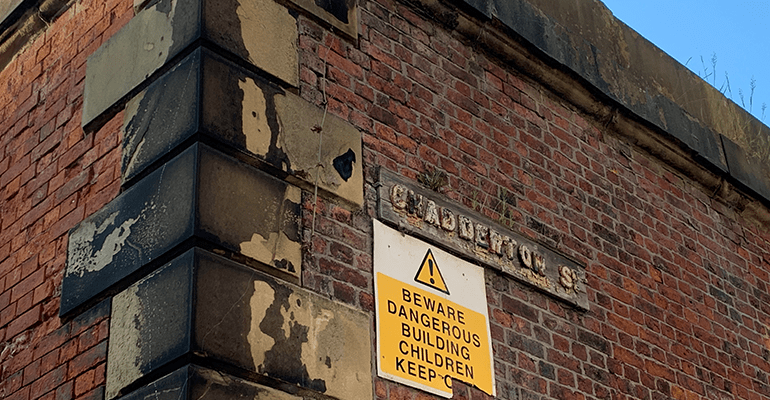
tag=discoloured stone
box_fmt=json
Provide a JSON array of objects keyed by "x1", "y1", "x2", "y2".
[
  {"x1": 63, "y1": 143, "x2": 302, "y2": 316},
  {"x1": 62, "y1": 145, "x2": 197, "y2": 316},
  {"x1": 450, "y1": 0, "x2": 753, "y2": 175},
  {"x1": 122, "y1": 50, "x2": 201, "y2": 183},
  {"x1": 722, "y1": 135, "x2": 770, "y2": 201},
  {"x1": 107, "y1": 253, "x2": 194, "y2": 399},
  {"x1": 84, "y1": 0, "x2": 299, "y2": 128},
  {"x1": 119, "y1": 364, "x2": 302, "y2": 400},
  {"x1": 204, "y1": 0, "x2": 298, "y2": 86},
  {"x1": 82, "y1": 0, "x2": 200, "y2": 128},
  {"x1": 286, "y1": 0, "x2": 358, "y2": 39},
  {"x1": 108, "y1": 249, "x2": 372, "y2": 400},
  {"x1": 197, "y1": 144, "x2": 302, "y2": 276},
  {"x1": 122, "y1": 49, "x2": 364, "y2": 206},
  {"x1": 0, "y1": 0, "x2": 25, "y2": 27}
]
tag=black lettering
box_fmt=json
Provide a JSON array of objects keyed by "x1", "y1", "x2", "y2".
[
  {"x1": 426, "y1": 331, "x2": 434, "y2": 347},
  {"x1": 399, "y1": 341, "x2": 409, "y2": 355},
  {"x1": 442, "y1": 321, "x2": 450, "y2": 335},
  {"x1": 425, "y1": 297, "x2": 437, "y2": 312},
  {"x1": 435, "y1": 302, "x2": 444, "y2": 317},
  {"x1": 429, "y1": 368, "x2": 437, "y2": 382},
  {"x1": 461, "y1": 346, "x2": 470, "y2": 360},
  {"x1": 402, "y1": 323, "x2": 410, "y2": 338},
  {"x1": 410, "y1": 343, "x2": 420, "y2": 359},
  {"x1": 398, "y1": 305, "x2": 407, "y2": 319},
  {"x1": 447, "y1": 306, "x2": 455, "y2": 320},
  {"x1": 449, "y1": 341, "x2": 459, "y2": 357},
  {"x1": 408, "y1": 360, "x2": 417, "y2": 377},
  {"x1": 434, "y1": 353, "x2": 444, "y2": 367},
  {"x1": 388, "y1": 300, "x2": 397, "y2": 314},
  {"x1": 414, "y1": 326, "x2": 422, "y2": 342},
  {"x1": 436, "y1": 335, "x2": 445, "y2": 350},
  {"x1": 473, "y1": 333, "x2": 481, "y2": 347},
  {"x1": 396, "y1": 357, "x2": 405, "y2": 372},
  {"x1": 432, "y1": 316, "x2": 440, "y2": 332},
  {"x1": 418, "y1": 364, "x2": 427, "y2": 380},
  {"x1": 466, "y1": 365, "x2": 474, "y2": 380},
  {"x1": 421, "y1": 313, "x2": 430, "y2": 327},
  {"x1": 463, "y1": 330, "x2": 472, "y2": 344},
  {"x1": 456, "y1": 361, "x2": 464, "y2": 377},
  {"x1": 445, "y1": 357, "x2": 454, "y2": 372},
  {"x1": 413, "y1": 292, "x2": 422, "y2": 307},
  {"x1": 452, "y1": 326, "x2": 461, "y2": 339},
  {"x1": 443, "y1": 375, "x2": 452, "y2": 389},
  {"x1": 409, "y1": 308, "x2": 419, "y2": 323},
  {"x1": 457, "y1": 310, "x2": 465, "y2": 324},
  {"x1": 402, "y1": 288, "x2": 411, "y2": 303}
]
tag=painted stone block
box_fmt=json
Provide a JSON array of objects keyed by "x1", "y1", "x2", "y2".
[
  {"x1": 118, "y1": 364, "x2": 302, "y2": 400},
  {"x1": 108, "y1": 248, "x2": 372, "y2": 400},
  {"x1": 83, "y1": 0, "x2": 298, "y2": 128},
  {"x1": 122, "y1": 48, "x2": 363, "y2": 206},
  {"x1": 62, "y1": 143, "x2": 302, "y2": 316}
]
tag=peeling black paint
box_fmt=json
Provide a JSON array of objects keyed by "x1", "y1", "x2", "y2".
[
  {"x1": 260, "y1": 283, "x2": 328, "y2": 393},
  {"x1": 263, "y1": 87, "x2": 292, "y2": 172},
  {"x1": 333, "y1": 148, "x2": 355, "y2": 182}
]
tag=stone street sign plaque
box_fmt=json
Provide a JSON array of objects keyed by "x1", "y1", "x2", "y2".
[
  {"x1": 377, "y1": 169, "x2": 588, "y2": 310},
  {"x1": 374, "y1": 220, "x2": 495, "y2": 398}
]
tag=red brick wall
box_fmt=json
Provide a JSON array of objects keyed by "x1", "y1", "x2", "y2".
[
  {"x1": 2, "y1": 0, "x2": 770, "y2": 399},
  {"x1": 0, "y1": 0, "x2": 132, "y2": 398},
  {"x1": 297, "y1": 0, "x2": 770, "y2": 399}
]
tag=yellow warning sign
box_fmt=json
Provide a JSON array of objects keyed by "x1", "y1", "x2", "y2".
[
  {"x1": 374, "y1": 220, "x2": 495, "y2": 398},
  {"x1": 377, "y1": 273, "x2": 494, "y2": 397},
  {"x1": 414, "y1": 249, "x2": 449, "y2": 294}
]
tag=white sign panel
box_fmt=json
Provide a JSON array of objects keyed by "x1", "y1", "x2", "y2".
[{"x1": 374, "y1": 220, "x2": 495, "y2": 398}]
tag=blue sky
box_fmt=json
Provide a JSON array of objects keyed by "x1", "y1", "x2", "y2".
[{"x1": 600, "y1": 0, "x2": 769, "y2": 121}]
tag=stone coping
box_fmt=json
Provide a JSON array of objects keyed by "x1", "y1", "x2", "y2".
[{"x1": 431, "y1": 0, "x2": 770, "y2": 207}]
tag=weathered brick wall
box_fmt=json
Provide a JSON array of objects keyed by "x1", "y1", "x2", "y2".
[
  {"x1": 297, "y1": 0, "x2": 770, "y2": 399},
  {"x1": 2, "y1": 0, "x2": 770, "y2": 399},
  {"x1": 0, "y1": 0, "x2": 132, "y2": 398}
]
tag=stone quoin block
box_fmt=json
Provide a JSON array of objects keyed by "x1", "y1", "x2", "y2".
[
  {"x1": 118, "y1": 364, "x2": 302, "y2": 400},
  {"x1": 62, "y1": 143, "x2": 302, "y2": 316},
  {"x1": 122, "y1": 47, "x2": 363, "y2": 206},
  {"x1": 107, "y1": 248, "x2": 372, "y2": 400},
  {"x1": 82, "y1": 0, "x2": 299, "y2": 127}
]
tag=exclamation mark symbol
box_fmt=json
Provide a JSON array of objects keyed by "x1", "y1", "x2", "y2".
[{"x1": 429, "y1": 260, "x2": 435, "y2": 284}]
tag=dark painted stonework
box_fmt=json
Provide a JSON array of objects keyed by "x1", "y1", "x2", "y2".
[
  {"x1": 62, "y1": 143, "x2": 302, "y2": 316},
  {"x1": 62, "y1": 145, "x2": 197, "y2": 316},
  {"x1": 108, "y1": 248, "x2": 370, "y2": 399},
  {"x1": 119, "y1": 364, "x2": 302, "y2": 400}
]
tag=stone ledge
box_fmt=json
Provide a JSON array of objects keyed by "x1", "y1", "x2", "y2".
[
  {"x1": 420, "y1": 0, "x2": 770, "y2": 208},
  {"x1": 61, "y1": 143, "x2": 302, "y2": 316},
  {"x1": 119, "y1": 364, "x2": 302, "y2": 400},
  {"x1": 108, "y1": 248, "x2": 372, "y2": 400}
]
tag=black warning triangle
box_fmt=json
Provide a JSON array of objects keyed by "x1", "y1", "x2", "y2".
[{"x1": 414, "y1": 249, "x2": 450, "y2": 294}]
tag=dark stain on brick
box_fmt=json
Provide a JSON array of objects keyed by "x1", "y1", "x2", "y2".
[{"x1": 577, "y1": 329, "x2": 608, "y2": 354}]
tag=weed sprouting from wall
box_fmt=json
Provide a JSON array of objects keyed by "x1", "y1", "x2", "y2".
[{"x1": 688, "y1": 53, "x2": 770, "y2": 163}]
